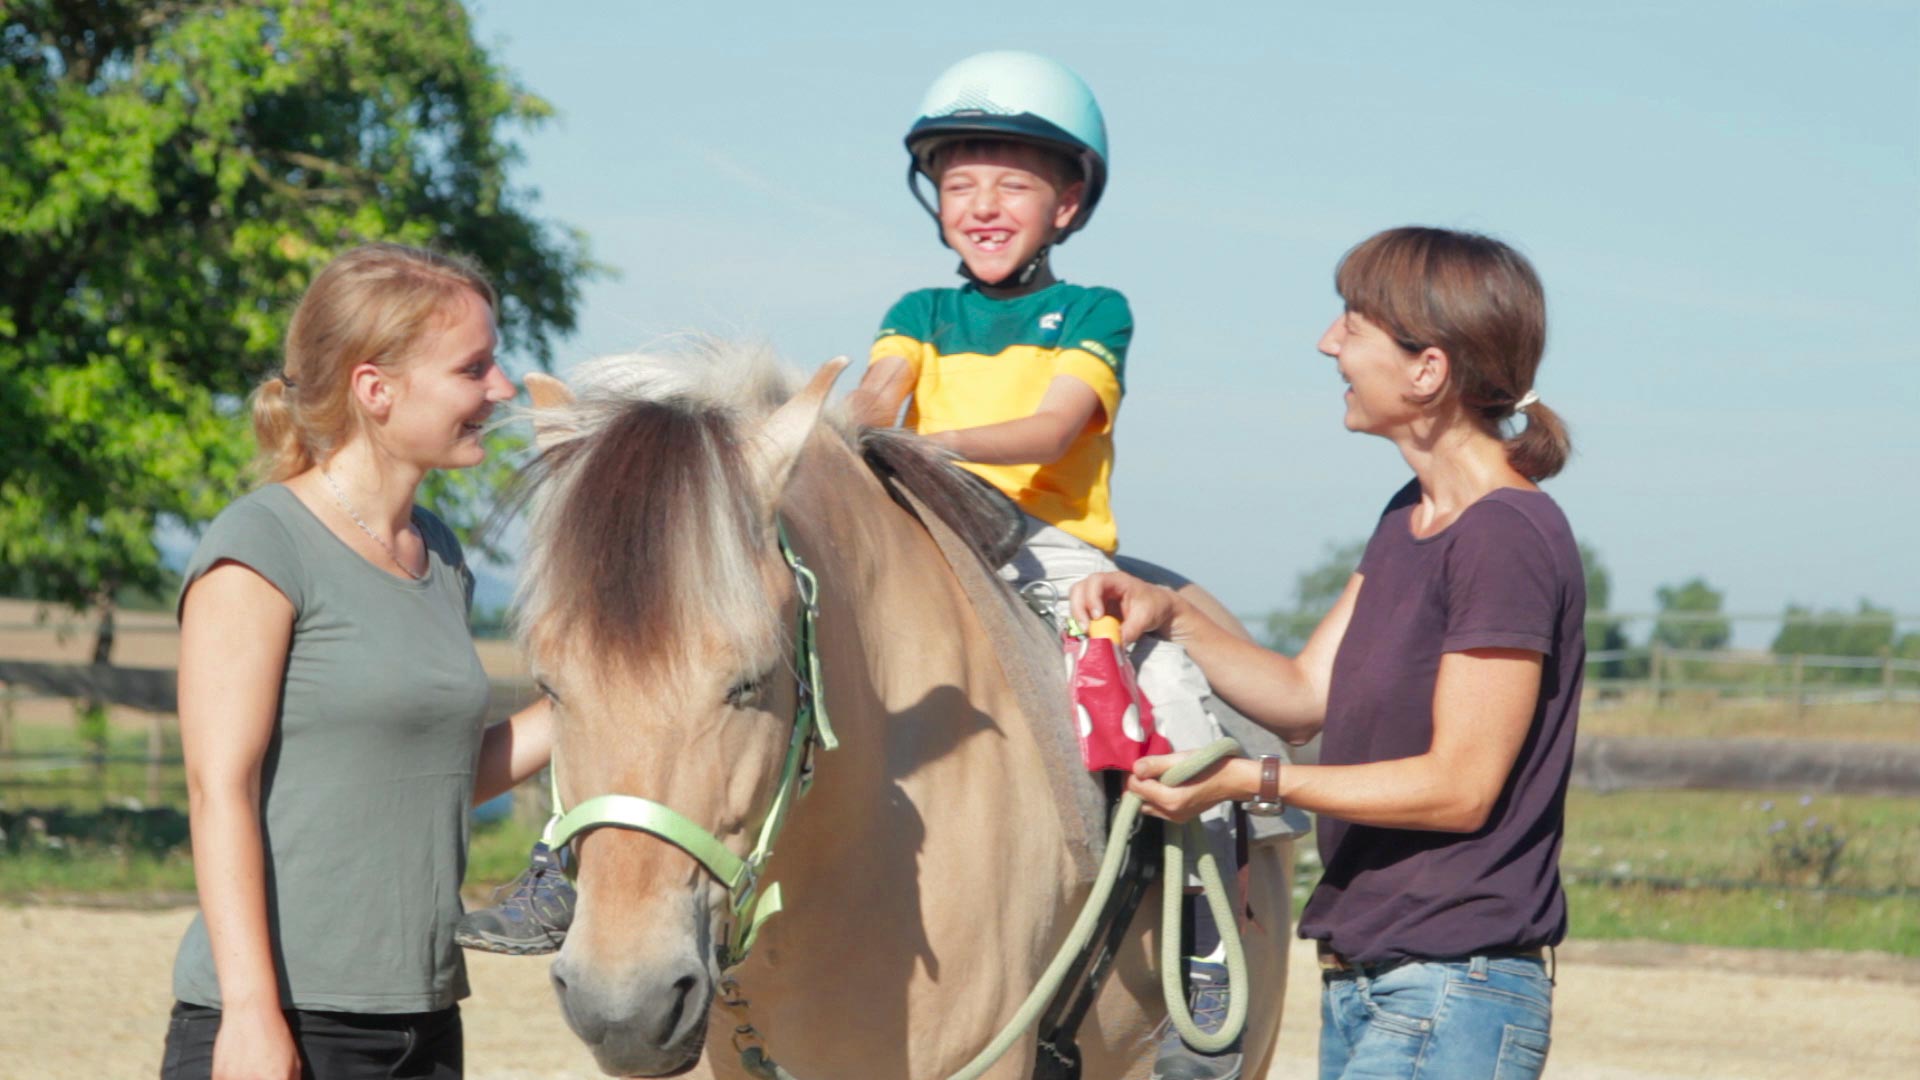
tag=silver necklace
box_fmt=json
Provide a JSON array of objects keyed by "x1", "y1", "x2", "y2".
[{"x1": 320, "y1": 468, "x2": 425, "y2": 580}]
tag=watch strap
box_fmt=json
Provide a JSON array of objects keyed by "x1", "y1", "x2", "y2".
[{"x1": 1244, "y1": 754, "x2": 1285, "y2": 815}]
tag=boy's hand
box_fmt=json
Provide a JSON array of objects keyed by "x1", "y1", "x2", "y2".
[
  {"x1": 1070, "y1": 571, "x2": 1179, "y2": 644},
  {"x1": 849, "y1": 355, "x2": 915, "y2": 428}
]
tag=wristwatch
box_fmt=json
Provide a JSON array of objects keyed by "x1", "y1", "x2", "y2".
[{"x1": 1243, "y1": 755, "x2": 1286, "y2": 816}]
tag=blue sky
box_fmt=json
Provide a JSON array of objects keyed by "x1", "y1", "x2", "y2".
[{"x1": 467, "y1": 1, "x2": 1920, "y2": 632}]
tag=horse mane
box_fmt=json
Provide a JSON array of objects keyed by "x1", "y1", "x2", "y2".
[
  {"x1": 509, "y1": 340, "x2": 1024, "y2": 668},
  {"x1": 858, "y1": 428, "x2": 1026, "y2": 569}
]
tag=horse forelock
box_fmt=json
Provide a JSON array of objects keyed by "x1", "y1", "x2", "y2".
[
  {"x1": 512, "y1": 339, "x2": 1022, "y2": 683},
  {"x1": 515, "y1": 343, "x2": 800, "y2": 678}
]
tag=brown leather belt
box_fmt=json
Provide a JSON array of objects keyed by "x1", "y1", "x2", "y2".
[{"x1": 1316, "y1": 943, "x2": 1547, "y2": 972}]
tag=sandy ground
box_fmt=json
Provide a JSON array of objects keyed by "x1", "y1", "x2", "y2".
[
  {"x1": 2, "y1": 905, "x2": 1915, "y2": 1080},
  {"x1": 7, "y1": 606, "x2": 1919, "y2": 1075}
]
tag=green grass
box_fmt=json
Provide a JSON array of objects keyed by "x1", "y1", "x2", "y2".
[
  {"x1": 465, "y1": 816, "x2": 547, "y2": 890},
  {"x1": 1287, "y1": 787, "x2": 1920, "y2": 956},
  {"x1": 1577, "y1": 695, "x2": 1920, "y2": 742},
  {"x1": 1558, "y1": 788, "x2": 1920, "y2": 954},
  {"x1": 9, "y1": 735, "x2": 1920, "y2": 957},
  {"x1": 1562, "y1": 788, "x2": 1920, "y2": 893},
  {"x1": 0, "y1": 816, "x2": 548, "y2": 902},
  {"x1": 1, "y1": 719, "x2": 187, "y2": 813},
  {"x1": 0, "y1": 847, "x2": 196, "y2": 899},
  {"x1": 1565, "y1": 880, "x2": 1920, "y2": 953}
]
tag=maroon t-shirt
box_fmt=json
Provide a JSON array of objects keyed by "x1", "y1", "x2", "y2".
[{"x1": 1298, "y1": 481, "x2": 1585, "y2": 965}]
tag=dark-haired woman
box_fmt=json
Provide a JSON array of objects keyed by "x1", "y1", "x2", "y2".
[{"x1": 1073, "y1": 227, "x2": 1581, "y2": 1079}]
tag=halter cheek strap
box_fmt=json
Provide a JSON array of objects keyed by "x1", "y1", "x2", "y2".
[{"x1": 546, "y1": 521, "x2": 833, "y2": 968}]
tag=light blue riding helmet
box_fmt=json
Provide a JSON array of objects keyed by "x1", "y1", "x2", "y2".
[{"x1": 906, "y1": 51, "x2": 1110, "y2": 242}]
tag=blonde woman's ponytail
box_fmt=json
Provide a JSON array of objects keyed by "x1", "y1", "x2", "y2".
[{"x1": 249, "y1": 375, "x2": 314, "y2": 484}]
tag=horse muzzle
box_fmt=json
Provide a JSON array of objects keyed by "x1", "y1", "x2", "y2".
[{"x1": 550, "y1": 942, "x2": 713, "y2": 1077}]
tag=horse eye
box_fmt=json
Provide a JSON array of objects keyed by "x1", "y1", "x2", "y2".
[
  {"x1": 725, "y1": 676, "x2": 764, "y2": 708},
  {"x1": 536, "y1": 679, "x2": 562, "y2": 705}
]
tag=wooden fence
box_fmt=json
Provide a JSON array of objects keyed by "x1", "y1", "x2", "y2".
[{"x1": 4, "y1": 657, "x2": 1919, "y2": 802}]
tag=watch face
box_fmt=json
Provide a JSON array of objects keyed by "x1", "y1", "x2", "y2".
[{"x1": 1243, "y1": 800, "x2": 1285, "y2": 817}]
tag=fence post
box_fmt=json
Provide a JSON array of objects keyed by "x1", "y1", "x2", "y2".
[
  {"x1": 1884, "y1": 648, "x2": 1897, "y2": 711},
  {"x1": 0, "y1": 681, "x2": 14, "y2": 757},
  {"x1": 1791, "y1": 654, "x2": 1805, "y2": 721},
  {"x1": 0, "y1": 676, "x2": 13, "y2": 760},
  {"x1": 1648, "y1": 642, "x2": 1663, "y2": 705},
  {"x1": 146, "y1": 710, "x2": 166, "y2": 806}
]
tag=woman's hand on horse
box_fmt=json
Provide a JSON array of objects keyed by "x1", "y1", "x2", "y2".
[
  {"x1": 1070, "y1": 571, "x2": 1178, "y2": 645},
  {"x1": 1125, "y1": 753, "x2": 1253, "y2": 822}
]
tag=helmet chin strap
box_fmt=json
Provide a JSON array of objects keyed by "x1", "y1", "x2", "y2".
[
  {"x1": 911, "y1": 161, "x2": 1071, "y2": 297},
  {"x1": 959, "y1": 245, "x2": 1056, "y2": 296}
]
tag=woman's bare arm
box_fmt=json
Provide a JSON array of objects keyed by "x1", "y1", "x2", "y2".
[
  {"x1": 472, "y1": 697, "x2": 554, "y2": 806},
  {"x1": 1126, "y1": 647, "x2": 1544, "y2": 832},
  {"x1": 176, "y1": 561, "x2": 302, "y2": 1079},
  {"x1": 1072, "y1": 570, "x2": 1364, "y2": 745}
]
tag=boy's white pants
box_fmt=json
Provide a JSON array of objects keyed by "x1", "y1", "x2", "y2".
[{"x1": 998, "y1": 515, "x2": 1236, "y2": 881}]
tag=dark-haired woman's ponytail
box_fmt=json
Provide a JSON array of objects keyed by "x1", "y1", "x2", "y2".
[{"x1": 1506, "y1": 400, "x2": 1570, "y2": 481}]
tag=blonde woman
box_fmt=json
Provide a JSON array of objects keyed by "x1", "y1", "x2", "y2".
[{"x1": 161, "y1": 244, "x2": 553, "y2": 1080}]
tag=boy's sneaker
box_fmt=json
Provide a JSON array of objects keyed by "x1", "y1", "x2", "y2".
[
  {"x1": 1152, "y1": 959, "x2": 1242, "y2": 1080},
  {"x1": 454, "y1": 841, "x2": 576, "y2": 955}
]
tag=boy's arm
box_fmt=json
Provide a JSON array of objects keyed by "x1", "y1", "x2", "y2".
[
  {"x1": 855, "y1": 293, "x2": 930, "y2": 428},
  {"x1": 848, "y1": 354, "x2": 917, "y2": 428},
  {"x1": 933, "y1": 287, "x2": 1127, "y2": 465},
  {"x1": 926, "y1": 374, "x2": 1102, "y2": 465}
]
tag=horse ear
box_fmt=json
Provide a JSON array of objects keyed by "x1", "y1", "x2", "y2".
[
  {"x1": 749, "y1": 356, "x2": 849, "y2": 508},
  {"x1": 524, "y1": 372, "x2": 578, "y2": 450}
]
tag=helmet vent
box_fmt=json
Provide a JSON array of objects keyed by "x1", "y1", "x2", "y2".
[{"x1": 940, "y1": 86, "x2": 1011, "y2": 115}]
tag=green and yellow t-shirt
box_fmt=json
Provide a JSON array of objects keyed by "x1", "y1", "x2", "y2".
[{"x1": 871, "y1": 282, "x2": 1130, "y2": 553}]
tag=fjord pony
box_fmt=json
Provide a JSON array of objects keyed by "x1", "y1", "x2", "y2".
[{"x1": 515, "y1": 345, "x2": 1293, "y2": 1079}]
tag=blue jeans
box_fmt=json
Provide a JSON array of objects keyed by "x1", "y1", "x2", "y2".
[{"x1": 1319, "y1": 954, "x2": 1553, "y2": 1079}]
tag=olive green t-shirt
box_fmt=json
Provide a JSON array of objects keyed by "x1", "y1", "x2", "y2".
[{"x1": 171, "y1": 484, "x2": 491, "y2": 1013}]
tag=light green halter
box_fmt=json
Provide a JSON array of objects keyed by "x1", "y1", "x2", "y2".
[{"x1": 546, "y1": 523, "x2": 834, "y2": 969}]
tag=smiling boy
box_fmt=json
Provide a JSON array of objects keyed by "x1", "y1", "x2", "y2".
[
  {"x1": 850, "y1": 51, "x2": 1257, "y2": 1080},
  {"x1": 851, "y1": 60, "x2": 1123, "y2": 553}
]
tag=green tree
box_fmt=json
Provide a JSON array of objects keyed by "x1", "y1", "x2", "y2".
[
  {"x1": 1772, "y1": 601, "x2": 1896, "y2": 685},
  {"x1": 1773, "y1": 601, "x2": 1895, "y2": 657},
  {"x1": 1265, "y1": 539, "x2": 1365, "y2": 653},
  {"x1": 1, "y1": 0, "x2": 592, "y2": 655},
  {"x1": 1652, "y1": 577, "x2": 1731, "y2": 651},
  {"x1": 1578, "y1": 540, "x2": 1633, "y2": 685}
]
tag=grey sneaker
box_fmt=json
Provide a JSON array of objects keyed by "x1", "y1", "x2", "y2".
[
  {"x1": 455, "y1": 841, "x2": 576, "y2": 955},
  {"x1": 1152, "y1": 960, "x2": 1242, "y2": 1080}
]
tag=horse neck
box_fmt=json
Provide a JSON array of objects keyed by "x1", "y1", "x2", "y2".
[
  {"x1": 781, "y1": 433, "x2": 1002, "y2": 776},
  {"x1": 755, "y1": 434, "x2": 1076, "y2": 981}
]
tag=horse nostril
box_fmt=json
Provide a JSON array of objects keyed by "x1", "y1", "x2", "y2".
[{"x1": 659, "y1": 972, "x2": 699, "y2": 1044}]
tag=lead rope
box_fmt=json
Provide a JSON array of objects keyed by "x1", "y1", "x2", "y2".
[{"x1": 724, "y1": 737, "x2": 1251, "y2": 1080}]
